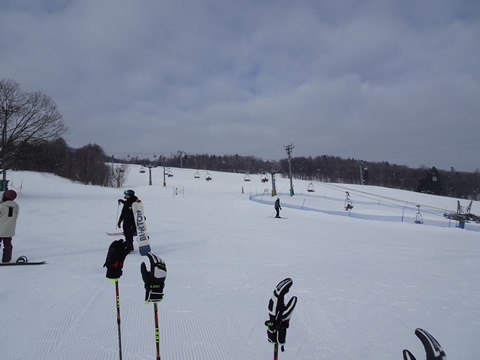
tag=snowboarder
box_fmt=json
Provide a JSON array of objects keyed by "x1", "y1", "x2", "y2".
[
  {"x1": 0, "y1": 190, "x2": 20, "y2": 263},
  {"x1": 117, "y1": 190, "x2": 139, "y2": 252},
  {"x1": 274, "y1": 197, "x2": 282, "y2": 218}
]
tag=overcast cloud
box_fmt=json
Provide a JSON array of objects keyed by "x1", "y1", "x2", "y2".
[{"x1": 1, "y1": 0, "x2": 479, "y2": 171}]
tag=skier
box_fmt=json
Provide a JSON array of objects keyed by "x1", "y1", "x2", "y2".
[
  {"x1": 0, "y1": 190, "x2": 20, "y2": 263},
  {"x1": 274, "y1": 197, "x2": 282, "y2": 218},
  {"x1": 117, "y1": 190, "x2": 139, "y2": 252}
]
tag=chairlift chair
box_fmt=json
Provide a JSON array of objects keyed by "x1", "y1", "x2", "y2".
[
  {"x1": 139, "y1": 167, "x2": 146, "y2": 174},
  {"x1": 167, "y1": 170, "x2": 174, "y2": 177},
  {"x1": 194, "y1": 171, "x2": 201, "y2": 179},
  {"x1": 261, "y1": 176, "x2": 269, "y2": 183},
  {"x1": 344, "y1": 192, "x2": 353, "y2": 211},
  {"x1": 307, "y1": 182, "x2": 315, "y2": 192},
  {"x1": 205, "y1": 172, "x2": 212, "y2": 181},
  {"x1": 244, "y1": 174, "x2": 251, "y2": 182},
  {"x1": 415, "y1": 205, "x2": 424, "y2": 224}
]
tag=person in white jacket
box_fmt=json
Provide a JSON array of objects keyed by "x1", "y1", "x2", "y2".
[{"x1": 0, "y1": 190, "x2": 20, "y2": 263}]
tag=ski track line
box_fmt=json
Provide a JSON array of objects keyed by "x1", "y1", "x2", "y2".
[
  {"x1": 1, "y1": 283, "x2": 111, "y2": 359},
  {"x1": 169, "y1": 312, "x2": 232, "y2": 360},
  {"x1": 153, "y1": 310, "x2": 266, "y2": 360},
  {"x1": 295, "y1": 291, "x2": 359, "y2": 360},
  {"x1": 122, "y1": 295, "x2": 161, "y2": 357},
  {"x1": 33, "y1": 287, "x2": 104, "y2": 359},
  {"x1": 0, "y1": 264, "x2": 60, "y2": 359}
]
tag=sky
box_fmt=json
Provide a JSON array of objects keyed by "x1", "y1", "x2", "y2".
[
  {"x1": 0, "y1": 167, "x2": 479, "y2": 359},
  {"x1": 0, "y1": 0, "x2": 479, "y2": 171}
]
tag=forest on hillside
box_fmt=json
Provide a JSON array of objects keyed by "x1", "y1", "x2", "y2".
[{"x1": 12, "y1": 139, "x2": 480, "y2": 200}]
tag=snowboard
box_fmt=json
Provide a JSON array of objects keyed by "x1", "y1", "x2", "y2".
[
  {"x1": 132, "y1": 201, "x2": 151, "y2": 256},
  {"x1": 0, "y1": 261, "x2": 46, "y2": 266}
]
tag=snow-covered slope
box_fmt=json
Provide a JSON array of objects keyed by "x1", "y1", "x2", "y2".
[{"x1": 0, "y1": 167, "x2": 478, "y2": 360}]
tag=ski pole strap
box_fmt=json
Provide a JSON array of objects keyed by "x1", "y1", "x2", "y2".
[
  {"x1": 265, "y1": 319, "x2": 290, "y2": 329},
  {"x1": 144, "y1": 294, "x2": 164, "y2": 305}
]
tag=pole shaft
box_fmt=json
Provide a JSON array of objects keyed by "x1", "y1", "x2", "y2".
[
  {"x1": 154, "y1": 303, "x2": 161, "y2": 360},
  {"x1": 115, "y1": 280, "x2": 123, "y2": 360}
]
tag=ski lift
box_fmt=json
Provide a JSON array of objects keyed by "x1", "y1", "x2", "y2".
[
  {"x1": 167, "y1": 169, "x2": 174, "y2": 177},
  {"x1": 307, "y1": 182, "x2": 315, "y2": 193},
  {"x1": 345, "y1": 191, "x2": 354, "y2": 211},
  {"x1": 194, "y1": 171, "x2": 201, "y2": 179},
  {"x1": 244, "y1": 174, "x2": 251, "y2": 182},
  {"x1": 205, "y1": 172, "x2": 212, "y2": 181},
  {"x1": 261, "y1": 175, "x2": 269, "y2": 183},
  {"x1": 139, "y1": 167, "x2": 146, "y2": 174},
  {"x1": 414, "y1": 205, "x2": 424, "y2": 224}
]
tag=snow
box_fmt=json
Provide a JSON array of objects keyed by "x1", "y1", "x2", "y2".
[{"x1": 0, "y1": 167, "x2": 479, "y2": 360}]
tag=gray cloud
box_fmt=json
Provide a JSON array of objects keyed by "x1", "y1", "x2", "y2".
[{"x1": 1, "y1": 0, "x2": 479, "y2": 171}]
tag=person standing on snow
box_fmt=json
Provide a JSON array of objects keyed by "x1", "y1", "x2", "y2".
[
  {"x1": 0, "y1": 190, "x2": 20, "y2": 263},
  {"x1": 274, "y1": 197, "x2": 282, "y2": 218},
  {"x1": 118, "y1": 189, "x2": 139, "y2": 252}
]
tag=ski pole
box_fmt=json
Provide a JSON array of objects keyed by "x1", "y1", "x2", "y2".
[
  {"x1": 154, "y1": 303, "x2": 161, "y2": 360},
  {"x1": 141, "y1": 253, "x2": 167, "y2": 359},
  {"x1": 114, "y1": 279, "x2": 123, "y2": 360},
  {"x1": 116, "y1": 202, "x2": 121, "y2": 228},
  {"x1": 273, "y1": 342, "x2": 278, "y2": 360}
]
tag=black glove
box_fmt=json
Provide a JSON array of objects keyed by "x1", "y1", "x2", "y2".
[
  {"x1": 103, "y1": 239, "x2": 130, "y2": 279},
  {"x1": 403, "y1": 328, "x2": 447, "y2": 360},
  {"x1": 265, "y1": 278, "x2": 298, "y2": 351},
  {"x1": 141, "y1": 253, "x2": 167, "y2": 303}
]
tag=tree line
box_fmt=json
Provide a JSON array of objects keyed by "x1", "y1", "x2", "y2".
[
  {"x1": 2, "y1": 78, "x2": 479, "y2": 200},
  {"x1": 10, "y1": 133, "x2": 480, "y2": 200},
  {"x1": 126, "y1": 153, "x2": 480, "y2": 200}
]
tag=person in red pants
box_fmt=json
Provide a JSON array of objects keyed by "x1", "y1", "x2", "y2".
[{"x1": 0, "y1": 190, "x2": 20, "y2": 263}]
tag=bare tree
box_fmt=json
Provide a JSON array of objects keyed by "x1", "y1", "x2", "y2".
[
  {"x1": 0, "y1": 79, "x2": 67, "y2": 189},
  {"x1": 112, "y1": 163, "x2": 129, "y2": 188}
]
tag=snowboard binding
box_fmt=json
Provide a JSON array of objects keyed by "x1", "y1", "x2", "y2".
[{"x1": 16, "y1": 256, "x2": 28, "y2": 263}]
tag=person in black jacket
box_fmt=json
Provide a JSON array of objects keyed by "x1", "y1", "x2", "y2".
[
  {"x1": 274, "y1": 197, "x2": 282, "y2": 218},
  {"x1": 117, "y1": 189, "x2": 138, "y2": 252}
]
